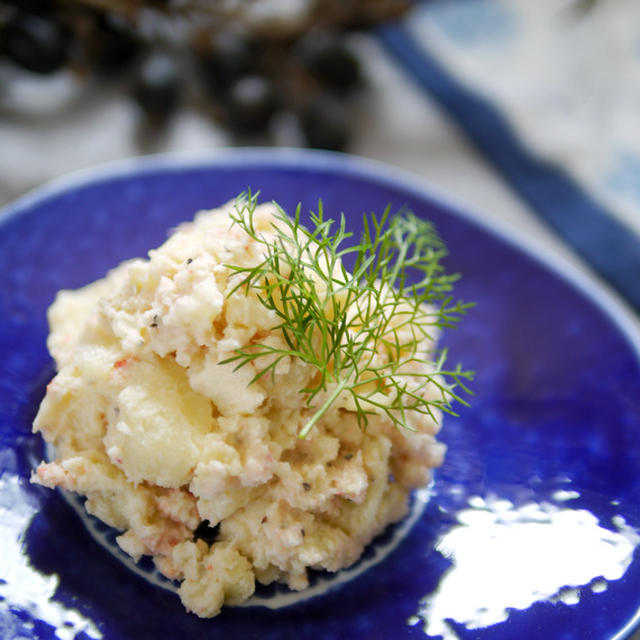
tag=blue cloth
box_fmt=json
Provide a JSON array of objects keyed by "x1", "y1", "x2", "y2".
[{"x1": 378, "y1": 0, "x2": 640, "y2": 312}]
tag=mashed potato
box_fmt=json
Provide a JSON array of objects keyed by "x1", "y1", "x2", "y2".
[{"x1": 32, "y1": 199, "x2": 447, "y2": 617}]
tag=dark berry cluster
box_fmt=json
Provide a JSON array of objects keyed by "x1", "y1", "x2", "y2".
[{"x1": 0, "y1": 0, "x2": 384, "y2": 150}]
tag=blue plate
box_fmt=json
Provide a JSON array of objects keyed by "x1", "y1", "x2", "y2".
[{"x1": 1, "y1": 149, "x2": 640, "y2": 640}]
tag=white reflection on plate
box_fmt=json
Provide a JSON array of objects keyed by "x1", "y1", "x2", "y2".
[
  {"x1": 0, "y1": 474, "x2": 102, "y2": 640},
  {"x1": 409, "y1": 494, "x2": 640, "y2": 639}
]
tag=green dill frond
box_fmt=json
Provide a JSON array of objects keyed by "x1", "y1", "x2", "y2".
[{"x1": 222, "y1": 194, "x2": 474, "y2": 438}]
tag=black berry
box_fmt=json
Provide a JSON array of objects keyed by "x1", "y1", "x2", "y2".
[
  {"x1": 131, "y1": 50, "x2": 182, "y2": 125},
  {"x1": 296, "y1": 31, "x2": 361, "y2": 94},
  {"x1": 197, "y1": 31, "x2": 257, "y2": 92},
  {"x1": 301, "y1": 94, "x2": 351, "y2": 151},
  {"x1": 2, "y1": 13, "x2": 70, "y2": 74},
  {"x1": 227, "y1": 74, "x2": 278, "y2": 133},
  {"x1": 86, "y1": 13, "x2": 142, "y2": 76}
]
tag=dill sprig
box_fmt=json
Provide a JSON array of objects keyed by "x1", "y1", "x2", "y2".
[{"x1": 222, "y1": 193, "x2": 474, "y2": 438}]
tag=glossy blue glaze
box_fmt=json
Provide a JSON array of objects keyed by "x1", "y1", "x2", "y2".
[{"x1": 1, "y1": 149, "x2": 639, "y2": 640}]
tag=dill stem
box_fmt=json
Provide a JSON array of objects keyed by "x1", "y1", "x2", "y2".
[
  {"x1": 227, "y1": 195, "x2": 473, "y2": 437},
  {"x1": 298, "y1": 376, "x2": 351, "y2": 438}
]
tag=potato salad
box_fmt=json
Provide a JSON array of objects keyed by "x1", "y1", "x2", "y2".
[{"x1": 32, "y1": 197, "x2": 468, "y2": 617}]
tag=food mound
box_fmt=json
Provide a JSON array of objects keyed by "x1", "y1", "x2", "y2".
[{"x1": 32, "y1": 198, "x2": 455, "y2": 618}]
